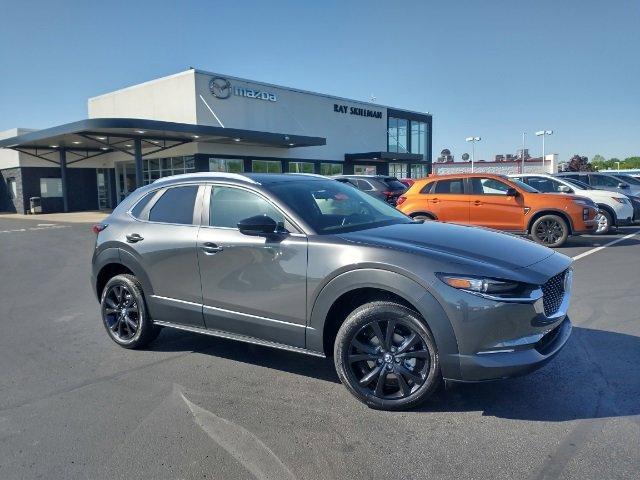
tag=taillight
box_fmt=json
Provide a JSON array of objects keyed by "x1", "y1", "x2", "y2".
[
  {"x1": 396, "y1": 196, "x2": 407, "y2": 206},
  {"x1": 383, "y1": 190, "x2": 394, "y2": 199},
  {"x1": 92, "y1": 223, "x2": 108, "y2": 234}
]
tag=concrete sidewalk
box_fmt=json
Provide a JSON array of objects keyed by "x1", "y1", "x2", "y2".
[{"x1": 0, "y1": 211, "x2": 109, "y2": 223}]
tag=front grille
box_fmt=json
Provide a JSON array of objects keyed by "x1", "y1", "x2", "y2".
[{"x1": 541, "y1": 270, "x2": 566, "y2": 317}]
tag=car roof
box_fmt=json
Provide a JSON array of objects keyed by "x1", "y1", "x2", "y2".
[{"x1": 151, "y1": 172, "x2": 328, "y2": 187}]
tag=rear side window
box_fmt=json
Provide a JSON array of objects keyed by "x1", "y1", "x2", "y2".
[
  {"x1": 130, "y1": 191, "x2": 156, "y2": 219},
  {"x1": 434, "y1": 179, "x2": 464, "y2": 194},
  {"x1": 356, "y1": 179, "x2": 374, "y2": 191},
  {"x1": 148, "y1": 186, "x2": 199, "y2": 225},
  {"x1": 591, "y1": 175, "x2": 622, "y2": 188},
  {"x1": 420, "y1": 181, "x2": 435, "y2": 194}
]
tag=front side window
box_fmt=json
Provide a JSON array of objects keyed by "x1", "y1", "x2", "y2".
[
  {"x1": 252, "y1": 160, "x2": 282, "y2": 173},
  {"x1": 470, "y1": 177, "x2": 512, "y2": 195},
  {"x1": 267, "y1": 179, "x2": 411, "y2": 234},
  {"x1": 209, "y1": 158, "x2": 244, "y2": 173},
  {"x1": 210, "y1": 186, "x2": 285, "y2": 229},
  {"x1": 524, "y1": 177, "x2": 563, "y2": 193},
  {"x1": 148, "y1": 186, "x2": 198, "y2": 224},
  {"x1": 434, "y1": 179, "x2": 465, "y2": 194},
  {"x1": 289, "y1": 162, "x2": 314, "y2": 174},
  {"x1": 320, "y1": 163, "x2": 343, "y2": 176}
]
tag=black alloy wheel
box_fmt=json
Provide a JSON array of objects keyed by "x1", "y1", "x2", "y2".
[
  {"x1": 531, "y1": 215, "x2": 569, "y2": 247},
  {"x1": 100, "y1": 274, "x2": 160, "y2": 349},
  {"x1": 335, "y1": 302, "x2": 440, "y2": 410}
]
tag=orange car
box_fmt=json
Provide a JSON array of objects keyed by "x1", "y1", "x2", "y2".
[{"x1": 396, "y1": 173, "x2": 598, "y2": 247}]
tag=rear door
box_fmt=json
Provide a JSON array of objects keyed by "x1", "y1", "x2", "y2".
[
  {"x1": 468, "y1": 177, "x2": 524, "y2": 231},
  {"x1": 123, "y1": 184, "x2": 205, "y2": 327},
  {"x1": 196, "y1": 184, "x2": 308, "y2": 347},
  {"x1": 428, "y1": 178, "x2": 469, "y2": 223}
]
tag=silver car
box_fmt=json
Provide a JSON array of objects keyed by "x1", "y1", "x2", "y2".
[{"x1": 91, "y1": 173, "x2": 573, "y2": 410}]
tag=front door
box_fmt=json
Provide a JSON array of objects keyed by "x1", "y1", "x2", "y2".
[
  {"x1": 197, "y1": 184, "x2": 308, "y2": 348},
  {"x1": 468, "y1": 177, "x2": 524, "y2": 231}
]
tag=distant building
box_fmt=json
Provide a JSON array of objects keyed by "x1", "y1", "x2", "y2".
[{"x1": 432, "y1": 154, "x2": 558, "y2": 176}]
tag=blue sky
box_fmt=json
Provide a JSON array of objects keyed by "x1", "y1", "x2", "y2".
[{"x1": 0, "y1": 0, "x2": 638, "y2": 161}]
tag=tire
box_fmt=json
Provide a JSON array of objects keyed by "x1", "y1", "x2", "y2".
[
  {"x1": 530, "y1": 214, "x2": 569, "y2": 247},
  {"x1": 334, "y1": 301, "x2": 440, "y2": 410},
  {"x1": 100, "y1": 274, "x2": 161, "y2": 349},
  {"x1": 411, "y1": 214, "x2": 434, "y2": 222},
  {"x1": 594, "y1": 209, "x2": 615, "y2": 235}
]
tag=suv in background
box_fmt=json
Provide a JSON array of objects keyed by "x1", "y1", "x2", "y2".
[
  {"x1": 334, "y1": 175, "x2": 407, "y2": 205},
  {"x1": 556, "y1": 172, "x2": 640, "y2": 222},
  {"x1": 511, "y1": 174, "x2": 633, "y2": 234},
  {"x1": 397, "y1": 173, "x2": 598, "y2": 247}
]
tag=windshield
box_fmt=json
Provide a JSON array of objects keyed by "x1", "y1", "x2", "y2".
[
  {"x1": 508, "y1": 178, "x2": 540, "y2": 193},
  {"x1": 266, "y1": 179, "x2": 412, "y2": 234},
  {"x1": 562, "y1": 177, "x2": 593, "y2": 190},
  {"x1": 613, "y1": 174, "x2": 640, "y2": 185}
]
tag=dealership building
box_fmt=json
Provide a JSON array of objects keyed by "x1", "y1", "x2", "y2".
[{"x1": 0, "y1": 68, "x2": 432, "y2": 213}]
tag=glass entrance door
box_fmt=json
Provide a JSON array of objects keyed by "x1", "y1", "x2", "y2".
[
  {"x1": 115, "y1": 162, "x2": 137, "y2": 204},
  {"x1": 96, "y1": 168, "x2": 111, "y2": 210}
]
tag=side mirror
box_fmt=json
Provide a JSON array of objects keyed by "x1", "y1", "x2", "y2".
[
  {"x1": 506, "y1": 187, "x2": 519, "y2": 197},
  {"x1": 237, "y1": 215, "x2": 279, "y2": 236},
  {"x1": 618, "y1": 183, "x2": 629, "y2": 189},
  {"x1": 558, "y1": 185, "x2": 573, "y2": 193}
]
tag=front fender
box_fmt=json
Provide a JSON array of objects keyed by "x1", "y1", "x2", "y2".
[{"x1": 306, "y1": 268, "x2": 461, "y2": 380}]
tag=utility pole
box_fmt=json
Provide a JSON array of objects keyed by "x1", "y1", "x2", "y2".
[
  {"x1": 465, "y1": 137, "x2": 481, "y2": 172},
  {"x1": 521, "y1": 132, "x2": 526, "y2": 174}
]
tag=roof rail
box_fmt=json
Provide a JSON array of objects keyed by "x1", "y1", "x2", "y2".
[{"x1": 152, "y1": 172, "x2": 258, "y2": 185}]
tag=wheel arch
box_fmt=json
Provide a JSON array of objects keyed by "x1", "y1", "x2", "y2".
[
  {"x1": 307, "y1": 268, "x2": 461, "y2": 380},
  {"x1": 527, "y1": 209, "x2": 573, "y2": 234},
  {"x1": 408, "y1": 210, "x2": 437, "y2": 220},
  {"x1": 596, "y1": 203, "x2": 617, "y2": 223},
  {"x1": 93, "y1": 248, "x2": 154, "y2": 301}
]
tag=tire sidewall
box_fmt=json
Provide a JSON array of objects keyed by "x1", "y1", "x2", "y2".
[
  {"x1": 531, "y1": 214, "x2": 569, "y2": 247},
  {"x1": 334, "y1": 302, "x2": 440, "y2": 410},
  {"x1": 101, "y1": 274, "x2": 148, "y2": 348}
]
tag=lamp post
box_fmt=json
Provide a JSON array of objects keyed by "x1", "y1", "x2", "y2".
[
  {"x1": 535, "y1": 130, "x2": 553, "y2": 172},
  {"x1": 521, "y1": 132, "x2": 527, "y2": 174},
  {"x1": 465, "y1": 136, "x2": 481, "y2": 172},
  {"x1": 615, "y1": 161, "x2": 622, "y2": 171}
]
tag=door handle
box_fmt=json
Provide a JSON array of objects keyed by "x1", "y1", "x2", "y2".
[
  {"x1": 473, "y1": 200, "x2": 483, "y2": 206},
  {"x1": 431, "y1": 198, "x2": 440, "y2": 204},
  {"x1": 201, "y1": 242, "x2": 223, "y2": 255},
  {"x1": 126, "y1": 233, "x2": 144, "y2": 243}
]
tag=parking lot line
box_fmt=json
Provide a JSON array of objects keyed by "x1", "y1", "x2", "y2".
[{"x1": 572, "y1": 231, "x2": 639, "y2": 261}]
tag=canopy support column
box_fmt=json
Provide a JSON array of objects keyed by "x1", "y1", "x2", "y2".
[
  {"x1": 134, "y1": 138, "x2": 143, "y2": 188},
  {"x1": 59, "y1": 149, "x2": 69, "y2": 212}
]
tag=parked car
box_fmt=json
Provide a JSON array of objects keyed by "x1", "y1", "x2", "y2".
[
  {"x1": 333, "y1": 175, "x2": 407, "y2": 205},
  {"x1": 92, "y1": 172, "x2": 573, "y2": 410},
  {"x1": 397, "y1": 173, "x2": 598, "y2": 247},
  {"x1": 555, "y1": 172, "x2": 640, "y2": 222},
  {"x1": 510, "y1": 173, "x2": 633, "y2": 234},
  {"x1": 399, "y1": 178, "x2": 415, "y2": 188}
]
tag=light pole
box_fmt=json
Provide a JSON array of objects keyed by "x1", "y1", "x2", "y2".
[
  {"x1": 521, "y1": 132, "x2": 527, "y2": 174},
  {"x1": 615, "y1": 161, "x2": 622, "y2": 171},
  {"x1": 535, "y1": 130, "x2": 553, "y2": 172},
  {"x1": 465, "y1": 136, "x2": 481, "y2": 172}
]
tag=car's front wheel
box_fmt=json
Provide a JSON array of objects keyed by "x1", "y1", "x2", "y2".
[
  {"x1": 334, "y1": 301, "x2": 440, "y2": 410},
  {"x1": 594, "y1": 209, "x2": 615, "y2": 235},
  {"x1": 530, "y1": 214, "x2": 569, "y2": 247},
  {"x1": 100, "y1": 274, "x2": 161, "y2": 349}
]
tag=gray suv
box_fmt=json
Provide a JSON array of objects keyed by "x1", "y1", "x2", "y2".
[
  {"x1": 333, "y1": 175, "x2": 407, "y2": 205},
  {"x1": 92, "y1": 173, "x2": 572, "y2": 410}
]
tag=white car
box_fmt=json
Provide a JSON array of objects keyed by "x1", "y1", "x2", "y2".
[{"x1": 510, "y1": 173, "x2": 634, "y2": 234}]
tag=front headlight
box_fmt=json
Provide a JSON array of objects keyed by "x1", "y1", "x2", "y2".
[
  {"x1": 611, "y1": 197, "x2": 629, "y2": 204},
  {"x1": 573, "y1": 198, "x2": 596, "y2": 208},
  {"x1": 437, "y1": 274, "x2": 520, "y2": 294}
]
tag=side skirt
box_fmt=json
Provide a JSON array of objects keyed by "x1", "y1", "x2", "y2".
[{"x1": 152, "y1": 320, "x2": 326, "y2": 359}]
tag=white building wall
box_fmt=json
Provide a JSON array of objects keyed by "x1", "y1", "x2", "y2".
[
  {"x1": 88, "y1": 70, "x2": 198, "y2": 124},
  {"x1": 0, "y1": 128, "x2": 37, "y2": 169},
  {"x1": 433, "y1": 155, "x2": 558, "y2": 176}
]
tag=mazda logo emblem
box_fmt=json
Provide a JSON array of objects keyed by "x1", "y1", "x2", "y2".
[{"x1": 209, "y1": 77, "x2": 231, "y2": 99}]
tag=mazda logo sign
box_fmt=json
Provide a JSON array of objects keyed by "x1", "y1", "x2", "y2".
[{"x1": 209, "y1": 77, "x2": 231, "y2": 99}]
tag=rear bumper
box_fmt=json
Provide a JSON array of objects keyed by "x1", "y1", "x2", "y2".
[{"x1": 445, "y1": 317, "x2": 572, "y2": 382}]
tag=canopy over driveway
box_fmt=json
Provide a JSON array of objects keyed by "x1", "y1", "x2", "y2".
[{"x1": 0, "y1": 118, "x2": 326, "y2": 211}]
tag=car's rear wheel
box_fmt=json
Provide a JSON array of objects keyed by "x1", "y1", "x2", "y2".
[
  {"x1": 531, "y1": 215, "x2": 569, "y2": 247},
  {"x1": 334, "y1": 301, "x2": 440, "y2": 410},
  {"x1": 100, "y1": 274, "x2": 161, "y2": 349}
]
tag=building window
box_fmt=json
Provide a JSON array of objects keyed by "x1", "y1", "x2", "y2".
[
  {"x1": 410, "y1": 122, "x2": 427, "y2": 155},
  {"x1": 411, "y1": 164, "x2": 429, "y2": 179},
  {"x1": 209, "y1": 158, "x2": 244, "y2": 173},
  {"x1": 388, "y1": 117, "x2": 408, "y2": 153},
  {"x1": 143, "y1": 156, "x2": 195, "y2": 185},
  {"x1": 252, "y1": 160, "x2": 282, "y2": 173},
  {"x1": 289, "y1": 162, "x2": 314, "y2": 174},
  {"x1": 320, "y1": 163, "x2": 343, "y2": 176},
  {"x1": 40, "y1": 178, "x2": 63, "y2": 197},
  {"x1": 388, "y1": 163, "x2": 407, "y2": 178},
  {"x1": 354, "y1": 165, "x2": 377, "y2": 175},
  {"x1": 7, "y1": 177, "x2": 17, "y2": 200}
]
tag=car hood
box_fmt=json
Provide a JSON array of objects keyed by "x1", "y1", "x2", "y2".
[{"x1": 337, "y1": 221, "x2": 556, "y2": 270}]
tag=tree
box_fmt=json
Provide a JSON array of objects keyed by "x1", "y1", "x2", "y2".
[
  {"x1": 590, "y1": 154, "x2": 607, "y2": 170},
  {"x1": 567, "y1": 155, "x2": 594, "y2": 172},
  {"x1": 623, "y1": 156, "x2": 640, "y2": 169}
]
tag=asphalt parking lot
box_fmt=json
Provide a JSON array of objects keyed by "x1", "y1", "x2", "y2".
[{"x1": 1, "y1": 216, "x2": 639, "y2": 480}]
